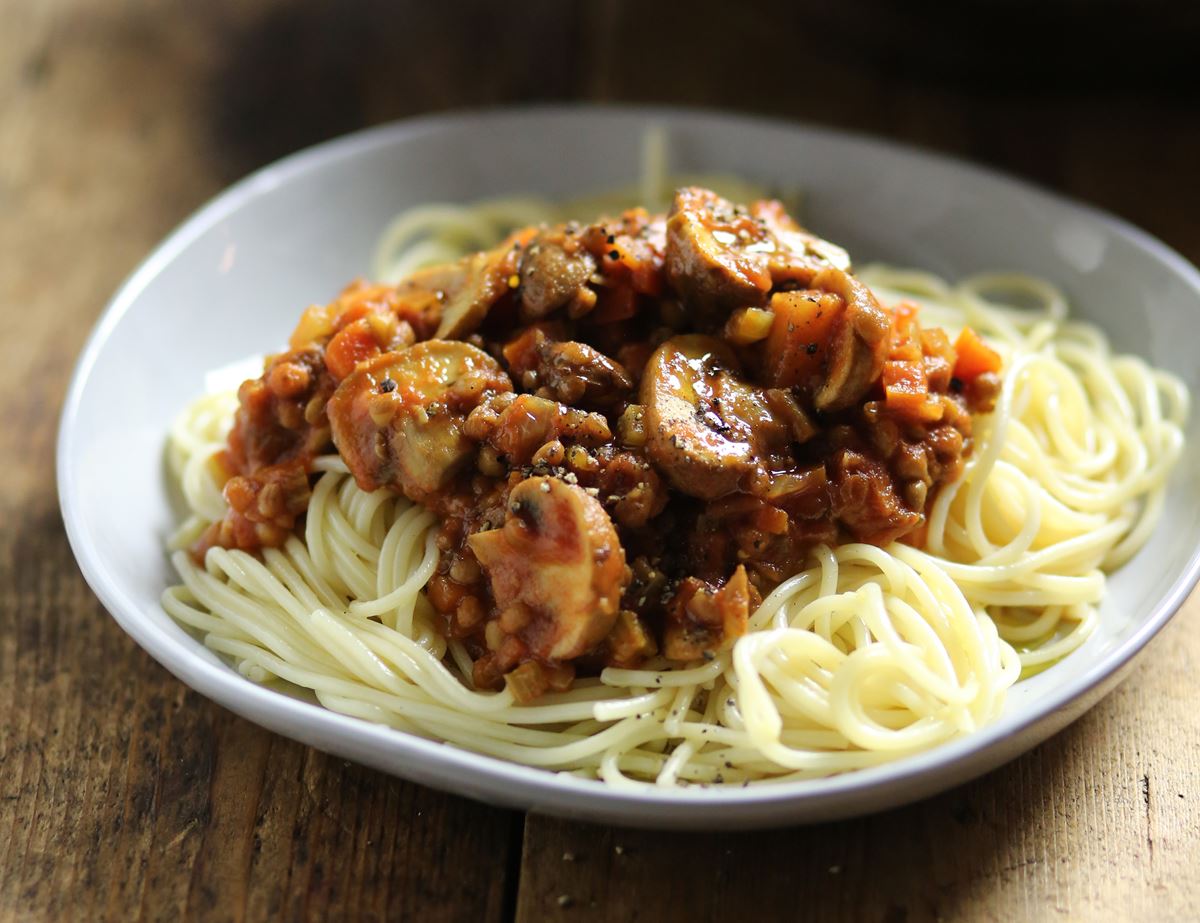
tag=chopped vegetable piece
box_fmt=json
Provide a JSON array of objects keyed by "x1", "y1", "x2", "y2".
[
  {"x1": 953, "y1": 327, "x2": 1002, "y2": 380},
  {"x1": 725, "y1": 307, "x2": 776, "y2": 346},
  {"x1": 764, "y1": 290, "x2": 842, "y2": 388}
]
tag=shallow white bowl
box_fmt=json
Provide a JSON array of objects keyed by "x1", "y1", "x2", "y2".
[{"x1": 59, "y1": 107, "x2": 1200, "y2": 829}]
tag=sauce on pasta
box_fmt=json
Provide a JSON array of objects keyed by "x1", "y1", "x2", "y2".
[
  {"x1": 194, "y1": 188, "x2": 1002, "y2": 700},
  {"x1": 161, "y1": 182, "x2": 1188, "y2": 787}
]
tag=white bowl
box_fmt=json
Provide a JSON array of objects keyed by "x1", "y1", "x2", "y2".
[{"x1": 58, "y1": 107, "x2": 1200, "y2": 829}]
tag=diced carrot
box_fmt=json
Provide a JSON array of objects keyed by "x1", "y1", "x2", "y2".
[
  {"x1": 887, "y1": 390, "x2": 944, "y2": 422},
  {"x1": 920, "y1": 326, "x2": 956, "y2": 365},
  {"x1": 600, "y1": 238, "x2": 662, "y2": 297},
  {"x1": 893, "y1": 299, "x2": 921, "y2": 324},
  {"x1": 764, "y1": 290, "x2": 843, "y2": 388},
  {"x1": 501, "y1": 325, "x2": 546, "y2": 370},
  {"x1": 953, "y1": 326, "x2": 1002, "y2": 380},
  {"x1": 588, "y1": 284, "x2": 637, "y2": 323},
  {"x1": 923, "y1": 354, "x2": 955, "y2": 393},
  {"x1": 884, "y1": 360, "x2": 943, "y2": 421},
  {"x1": 891, "y1": 340, "x2": 922, "y2": 364},
  {"x1": 334, "y1": 300, "x2": 373, "y2": 327},
  {"x1": 749, "y1": 502, "x2": 789, "y2": 535},
  {"x1": 628, "y1": 256, "x2": 663, "y2": 296},
  {"x1": 325, "y1": 318, "x2": 381, "y2": 380},
  {"x1": 883, "y1": 359, "x2": 927, "y2": 395},
  {"x1": 887, "y1": 300, "x2": 923, "y2": 362}
]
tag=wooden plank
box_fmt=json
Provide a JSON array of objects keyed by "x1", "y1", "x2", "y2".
[
  {"x1": 0, "y1": 3, "x2": 521, "y2": 921},
  {"x1": 3, "y1": 0, "x2": 1200, "y2": 920}
]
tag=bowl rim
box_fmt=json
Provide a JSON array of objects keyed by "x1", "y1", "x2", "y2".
[{"x1": 57, "y1": 103, "x2": 1200, "y2": 824}]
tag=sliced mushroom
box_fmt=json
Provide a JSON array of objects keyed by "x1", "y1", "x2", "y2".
[
  {"x1": 418, "y1": 231, "x2": 529, "y2": 340},
  {"x1": 328, "y1": 340, "x2": 512, "y2": 501},
  {"x1": 749, "y1": 199, "x2": 852, "y2": 283},
  {"x1": 811, "y1": 268, "x2": 893, "y2": 412},
  {"x1": 519, "y1": 230, "x2": 597, "y2": 321},
  {"x1": 469, "y1": 476, "x2": 627, "y2": 661},
  {"x1": 536, "y1": 340, "x2": 633, "y2": 408},
  {"x1": 502, "y1": 324, "x2": 633, "y2": 409},
  {"x1": 664, "y1": 188, "x2": 853, "y2": 319},
  {"x1": 640, "y1": 335, "x2": 802, "y2": 499},
  {"x1": 664, "y1": 187, "x2": 773, "y2": 315}
]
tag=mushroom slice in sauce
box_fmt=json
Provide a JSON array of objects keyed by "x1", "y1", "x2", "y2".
[
  {"x1": 663, "y1": 188, "x2": 852, "y2": 319},
  {"x1": 501, "y1": 325, "x2": 634, "y2": 409},
  {"x1": 469, "y1": 476, "x2": 628, "y2": 661},
  {"x1": 427, "y1": 230, "x2": 532, "y2": 339},
  {"x1": 641, "y1": 334, "x2": 805, "y2": 500},
  {"x1": 749, "y1": 198, "x2": 851, "y2": 284},
  {"x1": 204, "y1": 186, "x2": 990, "y2": 695},
  {"x1": 664, "y1": 187, "x2": 774, "y2": 315},
  {"x1": 811, "y1": 268, "x2": 893, "y2": 412},
  {"x1": 518, "y1": 229, "x2": 598, "y2": 321},
  {"x1": 762, "y1": 266, "x2": 893, "y2": 413},
  {"x1": 328, "y1": 340, "x2": 512, "y2": 501}
]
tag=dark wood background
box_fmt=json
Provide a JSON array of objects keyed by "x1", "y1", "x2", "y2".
[{"x1": 2, "y1": 1, "x2": 1198, "y2": 920}]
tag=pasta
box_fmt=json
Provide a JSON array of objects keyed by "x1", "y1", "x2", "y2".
[{"x1": 162, "y1": 186, "x2": 1188, "y2": 788}]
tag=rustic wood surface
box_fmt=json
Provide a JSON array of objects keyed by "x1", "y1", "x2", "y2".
[{"x1": 2, "y1": 1, "x2": 1198, "y2": 920}]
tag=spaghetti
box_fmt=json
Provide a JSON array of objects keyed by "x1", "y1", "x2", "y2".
[{"x1": 162, "y1": 190, "x2": 1188, "y2": 788}]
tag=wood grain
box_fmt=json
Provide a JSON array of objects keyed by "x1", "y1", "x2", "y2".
[
  {"x1": 1, "y1": 1, "x2": 1198, "y2": 920},
  {"x1": 0, "y1": 3, "x2": 522, "y2": 921}
]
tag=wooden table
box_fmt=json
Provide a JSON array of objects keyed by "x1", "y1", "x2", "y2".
[{"x1": 3, "y1": 2, "x2": 1198, "y2": 920}]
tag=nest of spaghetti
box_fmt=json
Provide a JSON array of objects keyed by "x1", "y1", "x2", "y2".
[{"x1": 192, "y1": 187, "x2": 1005, "y2": 702}]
